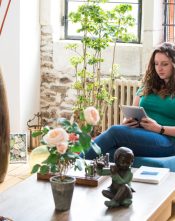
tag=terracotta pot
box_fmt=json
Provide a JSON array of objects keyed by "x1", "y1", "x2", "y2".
[
  {"x1": 0, "y1": 68, "x2": 10, "y2": 183},
  {"x1": 50, "y1": 175, "x2": 76, "y2": 211}
]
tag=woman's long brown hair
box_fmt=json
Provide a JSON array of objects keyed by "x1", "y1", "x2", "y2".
[{"x1": 142, "y1": 42, "x2": 175, "y2": 98}]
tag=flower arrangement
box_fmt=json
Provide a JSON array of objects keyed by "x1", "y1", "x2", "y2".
[{"x1": 31, "y1": 106, "x2": 101, "y2": 181}]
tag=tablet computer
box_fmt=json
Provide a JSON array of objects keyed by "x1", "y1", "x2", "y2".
[{"x1": 120, "y1": 105, "x2": 147, "y2": 121}]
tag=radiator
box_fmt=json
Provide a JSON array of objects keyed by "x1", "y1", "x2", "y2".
[{"x1": 101, "y1": 79, "x2": 140, "y2": 131}]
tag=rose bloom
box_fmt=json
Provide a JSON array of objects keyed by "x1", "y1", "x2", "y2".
[
  {"x1": 84, "y1": 106, "x2": 100, "y2": 125},
  {"x1": 56, "y1": 142, "x2": 68, "y2": 154},
  {"x1": 43, "y1": 128, "x2": 69, "y2": 146}
]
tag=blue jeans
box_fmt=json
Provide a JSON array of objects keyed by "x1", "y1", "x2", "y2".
[{"x1": 82, "y1": 125, "x2": 175, "y2": 162}]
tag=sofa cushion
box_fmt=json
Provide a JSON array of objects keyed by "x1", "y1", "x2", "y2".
[{"x1": 133, "y1": 156, "x2": 175, "y2": 172}]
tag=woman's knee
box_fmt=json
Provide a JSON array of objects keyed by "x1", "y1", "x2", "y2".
[{"x1": 107, "y1": 125, "x2": 128, "y2": 135}]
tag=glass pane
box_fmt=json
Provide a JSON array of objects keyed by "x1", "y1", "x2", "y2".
[{"x1": 66, "y1": 0, "x2": 140, "y2": 42}]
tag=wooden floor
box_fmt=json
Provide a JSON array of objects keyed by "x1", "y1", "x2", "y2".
[{"x1": 0, "y1": 163, "x2": 31, "y2": 192}]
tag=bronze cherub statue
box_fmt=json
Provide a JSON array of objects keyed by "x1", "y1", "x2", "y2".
[{"x1": 96, "y1": 147, "x2": 134, "y2": 208}]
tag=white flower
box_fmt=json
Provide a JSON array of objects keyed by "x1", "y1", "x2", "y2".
[
  {"x1": 43, "y1": 128, "x2": 69, "y2": 146},
  {"x1": 84, "y1": 106, "x2": 100, "y2": 125},
  {"x1": 56, "y1": 142, "x2": 68, "y2": 154}
]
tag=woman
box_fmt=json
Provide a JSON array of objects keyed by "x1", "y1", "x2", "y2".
[{"x1": 83, "y1": 42, "x2": 175, "y2": 162}]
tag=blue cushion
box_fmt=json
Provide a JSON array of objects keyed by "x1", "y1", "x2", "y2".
[{"x1": 133, "y1": 156, "x2": 175, "y2": 172}]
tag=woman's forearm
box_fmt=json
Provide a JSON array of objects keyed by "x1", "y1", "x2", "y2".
[{"x1": 157, "y1": 125, "x2": 175, "y2": 137}]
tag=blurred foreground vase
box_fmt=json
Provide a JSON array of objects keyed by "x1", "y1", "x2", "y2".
[
  {"x1": 50, "y1": 175, "x2": 76, "y2": 211},
  {"x1": 0, "y1": 67, "x2": 10, "y2": 183}
]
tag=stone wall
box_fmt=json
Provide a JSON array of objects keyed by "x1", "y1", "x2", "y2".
[{"x1": 40, "y1": 25, "x2": 76, "y2": 125}]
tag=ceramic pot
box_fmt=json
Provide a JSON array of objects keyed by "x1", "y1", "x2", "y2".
[
  {"x1": 50, "y1": 175, "x2": 76, "y2": 211},
  {"x1": 0, "y1": 68, "x2": 10, "y2": 183}
]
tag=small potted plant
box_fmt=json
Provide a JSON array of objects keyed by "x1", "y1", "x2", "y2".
[{"x1": 31, "y1": 106, "x2": 101, "y2": 211}]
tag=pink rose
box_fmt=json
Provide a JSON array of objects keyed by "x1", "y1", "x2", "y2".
[
  {"x1": 56, "y1": 142, "x2": 68, "y2": 154},
  {"x1": 43, "y1": 128, "x2": 69, "y2": 145},
  {"x1": 84, "y1": 106, "x2": 100, "y2": 125}
]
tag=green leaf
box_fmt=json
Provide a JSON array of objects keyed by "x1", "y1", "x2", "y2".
[
  {"x1": 31, "y1": 164, "x2": 41, "y2": 173},
  {"x1": 66, "y1": 152, "x2": 80, "y2": 160},
  {"x1": 46, "y1": 153, "x2": 58, "y2": 164},
  {"x1": 71, "y1": 122, "x2": 81, "y2": 133},
  {"x1": 50, "y1": 164, "x2": 58, "y2": 173},
  {"x1": 57, "y1": 118, "x2": 71, "y2": 127},
  {"x1": 79, "y1": 133, "x2": 91, "y2": 149},
  {"x1": 81, "y1": 124, "x2": 93, "y2": 133},
  {"x1": 42, "y1": 127, "x2": 50, "y2": 134},
  {"x1": 91, "y1": 141, "x2": 101, "y2": 155},
  {"x1": 74, "y1": 159, "x2": 83, "y2": 171},
  {"x1": 80, "y1": 111, "x2": 85, "y2": 121},
  {"x1": 32, "y1": 131, "x2": 42, "y2": 137},
  {"x1": 40, "y1": 165, "x2": 49, "y2": 175},
  {"x1": 40, "y1": 140, "x2": 47, "y2": 145},
  {"x1": 70, "y1": 143, "x2": 83, "y2": 153},
  {"x1": 70, "y1": 56, "x2": 83, "y2": 67},
  {"x1": 65, "y1": 43, "x2": 78, "y2": 50}
]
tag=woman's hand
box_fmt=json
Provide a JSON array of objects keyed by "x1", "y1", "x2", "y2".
[
  {"x1": 122, "y1": 117, "x2": 139, "y2": 128},
  {"x1": 139, "y1": 117, "x2": 161, "y2": 133}
]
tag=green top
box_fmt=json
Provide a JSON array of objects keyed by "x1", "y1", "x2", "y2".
[{"x1": 136, "y1": 88, "x2": 175, "y2": 140}]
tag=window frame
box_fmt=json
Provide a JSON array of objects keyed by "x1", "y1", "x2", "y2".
[
  {"x1": 64, "y1": 0, "x2": 142, "y2": 44},
  {"x1": 163, "y1": 0, "x2": 175, "y2": 42}
]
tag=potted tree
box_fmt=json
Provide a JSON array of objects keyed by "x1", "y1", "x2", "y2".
[{"x1": 66, "y1": 0, "x2": 136, "y2": 135}]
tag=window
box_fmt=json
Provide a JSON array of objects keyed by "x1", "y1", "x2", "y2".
[
  {"x1": 163, "y1": 0, "x2": 175, "y2": 42},
  {"x1": 64, "y1": 0, "x2": 142, "y2": 43}
]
